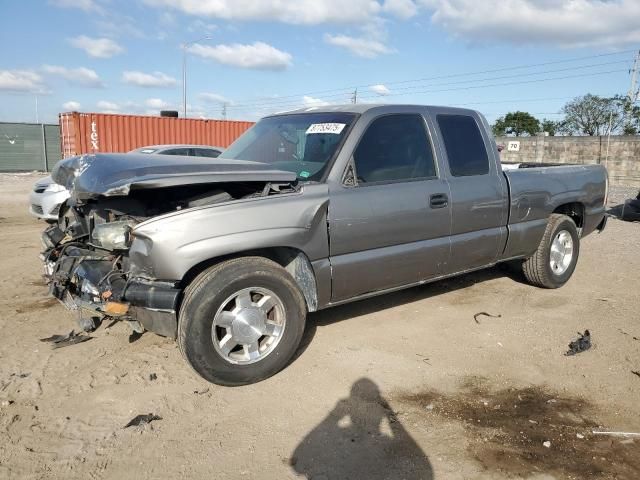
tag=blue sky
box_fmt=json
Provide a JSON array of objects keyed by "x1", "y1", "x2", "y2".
[{"x1": 1, "y1": 0, "x2": 638, "y2": 125}]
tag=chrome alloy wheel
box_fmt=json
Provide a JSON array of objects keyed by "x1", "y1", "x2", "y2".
[
  {"x1": 211, "y1": 287, "x2": 286, "y2": 365},
  {"x1": 549, "y1": 230, "x2": 574, "y2": 275}
]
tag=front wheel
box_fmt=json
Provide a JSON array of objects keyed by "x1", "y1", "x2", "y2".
[
  {"x1": 178, "y1": 257, "x2": 307, "y2": 386},
  {"x1": 521, "y1": 214, "x2": 580, "y2": 289}
]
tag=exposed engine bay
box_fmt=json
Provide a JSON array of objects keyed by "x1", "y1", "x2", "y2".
[{"x1": 42, "y1": 152, "x2": 298, "y2": 337}]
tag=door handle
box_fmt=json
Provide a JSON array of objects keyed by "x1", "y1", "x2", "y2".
[{"x1": 430, "y1": 193, "x2": 448, "y2": 208}]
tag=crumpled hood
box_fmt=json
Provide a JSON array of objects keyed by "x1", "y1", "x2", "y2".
[{"x1": 52, "y1": 153, "x2": 297, "y2": 200}]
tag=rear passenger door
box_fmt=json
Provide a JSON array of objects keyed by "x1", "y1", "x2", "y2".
[
  {"x1": 328, "y1": 113, "x2": 452, "y2": 302},
  {"x1": 433, "y1": 112, "x2": 508, "y2": 273}
]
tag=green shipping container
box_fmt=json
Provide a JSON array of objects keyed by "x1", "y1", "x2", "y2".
[{"x1": 0, "y1": 122, "x2": 59, "y2": 172}]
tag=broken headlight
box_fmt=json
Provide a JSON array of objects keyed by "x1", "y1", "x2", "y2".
[{"x1": 91, "y1": 220, "x2": 137, "y2": 251}]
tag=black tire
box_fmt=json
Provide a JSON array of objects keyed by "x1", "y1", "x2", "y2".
[
  {"x1": 178, "y1": 257, "x2": 307, "y2": 386},
  {"x1": 522, "y1": 214, "x2": 580, "y2": 289}
]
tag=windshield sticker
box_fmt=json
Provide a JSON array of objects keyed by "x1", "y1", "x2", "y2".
[
  {"x1": 306, "y1": 123, "x2": 346, "y2": 135},
  {"x1": 299, "y1": 170, "x2": 310, "y2": 178}
]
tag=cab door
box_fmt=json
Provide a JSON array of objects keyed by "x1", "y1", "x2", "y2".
[
  {"x1": 431, "y1": 111, "x2": 508, "y2": 273},
  {"x1": 328, "y1": 113, "x2": 452, "y2": 302}
]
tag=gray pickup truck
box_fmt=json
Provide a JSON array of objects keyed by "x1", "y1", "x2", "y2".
[{"x1": 42, "y1": 104, "x2": 607, "y2": 385}]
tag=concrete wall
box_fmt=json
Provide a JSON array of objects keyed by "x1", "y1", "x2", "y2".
[{"x1": 496, "y1": 135, "x2": 640, "y2": 187}]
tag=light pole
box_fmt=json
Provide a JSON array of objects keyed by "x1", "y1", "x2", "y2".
[{"x1": 181, "y1": 35, "x2": 213, "y2": 119}]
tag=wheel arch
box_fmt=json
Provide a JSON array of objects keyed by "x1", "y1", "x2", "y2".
[
  {"x1": 552, "y1": 202, "x2": 584, "y2": 230},
  {"x1": 179, "y1": 246, "x2": 319, "y2": 313}
]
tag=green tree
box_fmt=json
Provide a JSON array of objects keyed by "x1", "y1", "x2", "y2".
[
  {"x1": 561, "y1": 94, "x2": 625, "y2": 136},
  {"x1": 540, "y1": 119, "x2": 560, "y2": 136},
  {"x1": 492, "y1": 111, "x2": 541, "y2": 137}
]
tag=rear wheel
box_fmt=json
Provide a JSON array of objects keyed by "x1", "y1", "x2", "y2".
[
  {"x1": 178, "y1": 257, "x2": 307, "y2": 386},
  {"x1": 522, "y1": 214, "x2": 580, "y2": 289}
]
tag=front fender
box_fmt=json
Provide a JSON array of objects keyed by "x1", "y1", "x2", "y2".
[{"x1": 129, "y1": 183, "x2": 330, "y2": 281}]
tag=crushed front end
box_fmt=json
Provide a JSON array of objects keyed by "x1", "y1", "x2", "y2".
[
  {"x1": 42, "y1": 210, "x2": 180, "y2": 337},
  {"x1": 40, "y1": 152, "x2": 298, "y2": 337}
]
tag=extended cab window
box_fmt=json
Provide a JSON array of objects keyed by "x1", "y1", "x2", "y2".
[
  {"x1": 437, "y1": 114, "x2": 489, "y2": 176},
  {"x1": 163, "y1": 148, "x2": 191, "y2": 156},
  {"x1": 194, "y1": 148, "x2": 221, "y2": 158},
  {"x1": 353, "y1": 114, "x2": 436, "y2": 184}
]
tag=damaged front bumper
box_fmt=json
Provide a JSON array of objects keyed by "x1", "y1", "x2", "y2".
[{"x1": 43, "y1": 227, "x2": 180, "y2": 338}]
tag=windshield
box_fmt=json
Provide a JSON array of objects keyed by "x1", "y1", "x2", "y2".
[{"x1": 219, "y1": 112, "x2": 356, "y2": 181}]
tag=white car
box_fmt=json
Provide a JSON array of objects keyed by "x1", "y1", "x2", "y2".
[
  {"x1": 29, "y1": 144, "x2": 225, "y2": 221},
  {"x1": 29, "y1": 176, "x2": 71, "y2": 222}
]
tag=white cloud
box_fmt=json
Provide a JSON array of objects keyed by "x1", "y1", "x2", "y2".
[
  {"x1": 42, "y1": 65, "x2": 104, "y2": 87},
  {"x1": 144, "y1": 98, "x2": 171, "y2": 109},
  {"x1": 0, "y1": 70, "x2": 48, "y2": 94},
  {"x1": 68, "y1": 35, "x2": 124, "y2": 58},
  {"x1": 199, "y1": 92, "x2": 233, "y2": 104},
  {"x1": 97, "y1": 100, "x2": 120, "y2": 111},
  {"x1": 382, "y1": 0, "x2": 418, "y2": 19},
  {"x1": 188, "y1": 19, "x2": 218, "y2": 33},
  {"x1": 302, "y1": 96, "x2": 332, "y2": 107},
  {"x1": 49, "y1": 0, "x2": 103, "y2": 13},
  {"x1": 369, "y1": 84, "x2": 391, "y2": 95},
  {"x1": 324, "y1": 34, "x2": 393, "y2": 58},
  {"x1": 122, "y1": 71, "x2": 178, "y2": 88},
  {"x1": 62, "y1": 100, "x2": 82, "y2": 110},
  {"x1": 187, "y1": 42, "x2": 293, "y2": 70},
  {"x1": 419, "y1": 0, "x2": 640, "y2": 48},
  {"x1": 143, "y1": 0, "x2": 385, "y2": 25}
]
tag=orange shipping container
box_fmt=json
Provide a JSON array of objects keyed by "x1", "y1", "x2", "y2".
[{"x1": 59, "y1": 112, "x2": 254, "y2": 159}]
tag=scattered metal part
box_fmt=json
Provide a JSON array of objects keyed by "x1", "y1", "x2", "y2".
[
  {"x1": 415, "y1": 354, "x2": 432, "y2": 365},
  {"x1": 565, "y1": 330, "x2": 591, "y2": 356},
  {"x1": 40, "y1": 330, "x2": 92, "y2": 349},
  {"x1": 149, "y1": 373, "x2": 157, "y2": 381},
  {"x1": 123, "y1": 413, "x2": 162, "y2": 428},
  {"x1": 474, "y1": 312, "x2": 502, "y2": 324},
  {"x1": 128, "y1": 331, "x2": 143, "y2": 343},
  {"x1": 104, "y1": 318, "x2": 119, "y2": 330}
]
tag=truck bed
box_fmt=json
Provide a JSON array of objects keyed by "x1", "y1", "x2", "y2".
[{"x1": 501, "y1": 163, "x2": 607, "y2": 259}]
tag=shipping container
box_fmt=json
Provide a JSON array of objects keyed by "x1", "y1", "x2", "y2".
[{"x1": 59, "y1": 112, "x2": 254, "y2": 159}]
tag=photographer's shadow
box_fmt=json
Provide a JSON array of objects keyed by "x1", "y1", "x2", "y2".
[{"x1": 290, "y1": 378, "x2": 433, "y2": 480}]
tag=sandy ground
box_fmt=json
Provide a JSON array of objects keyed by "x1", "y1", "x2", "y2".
[{"x1": 0, "y1": 173, "x2": 639, "y2": 480}]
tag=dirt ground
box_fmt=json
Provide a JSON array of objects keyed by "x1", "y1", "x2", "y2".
[{"x1": 0, "y1": 173, "x2": 639, "y2": 480}]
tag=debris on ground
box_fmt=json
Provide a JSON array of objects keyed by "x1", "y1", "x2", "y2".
[
  {"x1": 473, "y1": 312, "x2": 502, "y2": 324},
  {"x1": 40, "y1": 330, "x2": 92, "y2": 349},
  {"x1": 592, "y1": 430, "x2": 640, "y2": 437},
  {"x1": 565, "y1": 330, "x2": 591, "y2": 356},
  {"x1": 149, "y1": 373, "x2": 157, "y2": 381},
  {"x1": 77, "y1": 315, "x2": 100, "y2": 332},
  {"x1": 193, "y1": 388, "x2": 210, "y2": 395},
  {"x1": 124, "y1": 413, "x2": 162, "y2": 428},
  {"x1": 1, "y1": 400, "x2": 14, "y2": 407},
  {"x1": 620, "y1": 191, "x2": 640, "y2": 222},
  {"x1": 618, "y1": 328, "x2": 639, "y2": 341},
  {"x1": 128, "y1": 331, "x2": 143, "y2": 343},
  {"x1": 543, "y1": 441, "x2": 551, "y2": 448},
  {"x1": 10, "y1": 373, "x2": 30, "y2": 379},
  {"x1": 632, "y1": 371, "x2": 640, "y2": 380},
  {"x1": 415, "y1": 354, "x2": 432, "y2": 365}
]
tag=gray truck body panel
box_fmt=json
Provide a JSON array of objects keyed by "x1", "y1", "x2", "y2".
[
  {"x1": 45, "y1": 104, "x2": 607, "y2": 333},
  {"x1": 126, "y1": 104, "x2": 606, "y2": 311}
]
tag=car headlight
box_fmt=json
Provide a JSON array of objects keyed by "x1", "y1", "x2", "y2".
[
  {"x1": 91, "y1": 220, "x2": 137, "y2": 251},
  {"x1": 45, "y1": 183, "x2": 67, "y2": 193}
]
